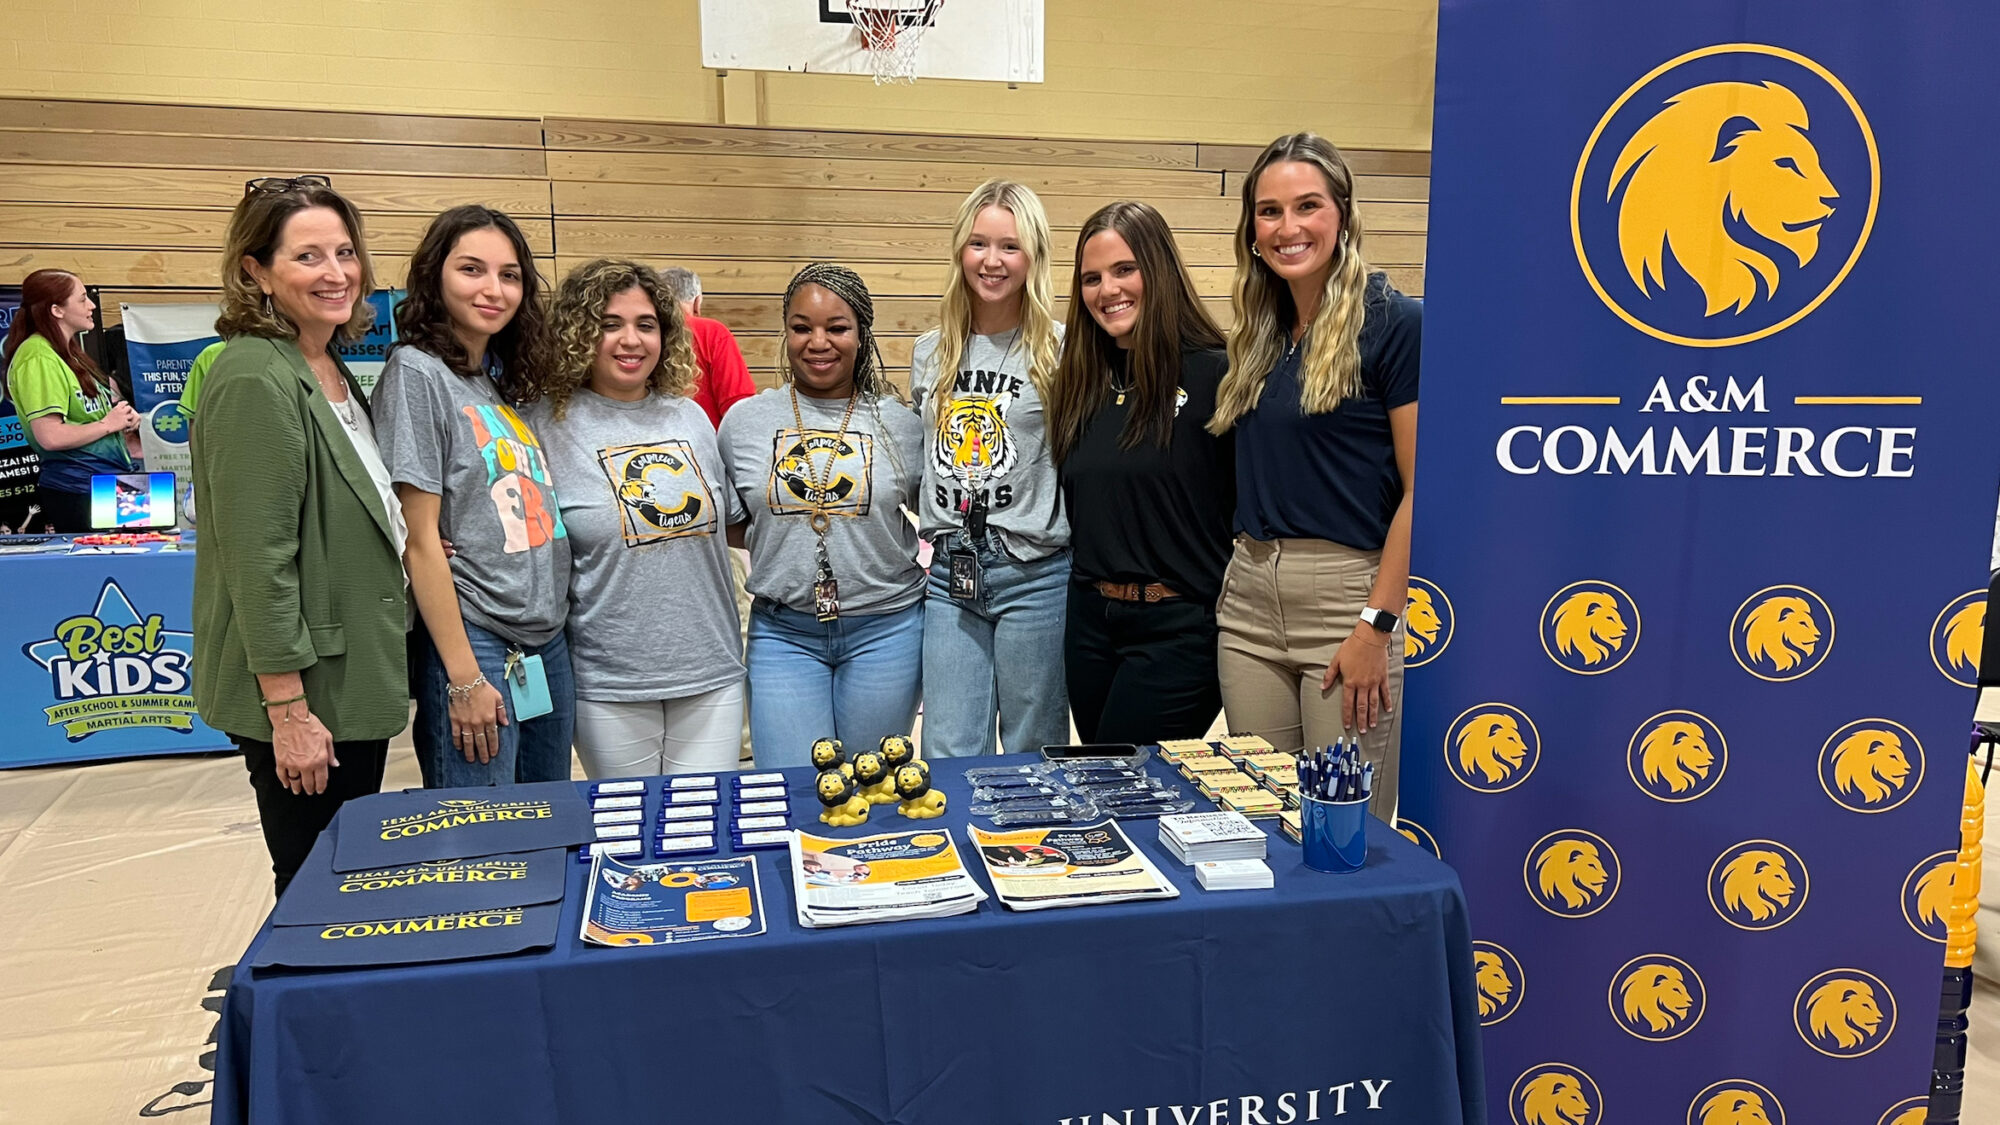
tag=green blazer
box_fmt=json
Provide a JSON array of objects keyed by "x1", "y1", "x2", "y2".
[{"x1": 190, "y1": 335, "x2": 409, "y2": 741}]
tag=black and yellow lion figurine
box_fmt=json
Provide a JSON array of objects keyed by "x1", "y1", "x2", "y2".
[
  {"x1": 810, "y1": 737, "x2": 849, "y2": 775},
  {"x1": 894, "y1": 761, "x2": 946, "y2": 819},
  {"x1": 851, "y1": 749, "x2": 899, "y2": 805},
  {"x1": 815, "y1": 767, "x2": 870, "y2": 827}
]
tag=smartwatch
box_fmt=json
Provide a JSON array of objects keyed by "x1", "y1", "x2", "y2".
[{"x1": 1358, "y1": 607, "x2": 1400, "y2": 634}]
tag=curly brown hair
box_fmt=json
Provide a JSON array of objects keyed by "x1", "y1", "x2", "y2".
[
  {"x1": 393, "y1": 205, "x2": 549, "y2": 401},
  {"x1": 216, "y1": 181, "x2": 376, "y2": 344},
  {"x1": 522, "y1": 259, "x2": 697, "y2": 419}
]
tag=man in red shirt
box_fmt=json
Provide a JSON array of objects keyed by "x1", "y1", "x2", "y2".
[{"x1": 659, "y1": 267, "x2": 756, "y2": 429}]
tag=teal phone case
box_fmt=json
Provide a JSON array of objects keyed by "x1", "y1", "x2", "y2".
[{"x1": 508, "y1": 653, "x2": 554, "y2": 721}]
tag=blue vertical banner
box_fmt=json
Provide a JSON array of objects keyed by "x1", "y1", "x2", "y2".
[{"x1": 1403, "y1": 5, "x2": 1999, "y2": 1125}]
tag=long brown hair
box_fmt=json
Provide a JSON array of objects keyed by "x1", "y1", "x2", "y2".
[
  {"x1": 1049, "y1": 202, "x2": 1222, "y2": 463},
  {"x1": 1208, "y1": 133, "x2": 1372, "y2": 433},
  {"x1": 4, "y1": 269, "x2": 106, "y2": 397},
  {"x1": 216, "y1": 181, "x2": 376, "y2": 344},
  {"x1": 394, "y1": 205, "x2": 549, "y2": 400}
]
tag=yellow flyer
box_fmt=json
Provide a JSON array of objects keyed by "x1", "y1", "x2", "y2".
[
  {"x1": 965, "y1": 819, "x2": 1181, "y2": 911},
  {"x1": 787, "y1": 827, "x2": 987, "y2": 927}
]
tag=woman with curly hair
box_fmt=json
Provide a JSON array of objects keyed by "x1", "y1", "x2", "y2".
[
  {"x1": 522, "y1": 260, "x2": 747, "y2": 776},
  {"x1": 374, "y1": 204, "x2": 575, "y2": 788},
  {"x1": 718, "y1": 264, "x2": 924, "y2": 768}
]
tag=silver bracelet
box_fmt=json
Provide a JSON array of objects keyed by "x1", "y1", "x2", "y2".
[{"x1": 446, "y1": 674, "x2": 488, "y2": 703}]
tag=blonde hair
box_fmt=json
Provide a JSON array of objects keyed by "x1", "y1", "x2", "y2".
[
  {"x1": 529, "y1": 260, "x2": 697, "y2": 419},
  {"x1": 926, "y1": 180, "x2": 1060, "y2": 425},
  {"x1": 1209, "y1": 133, "x2": 1372, "y2": 434},
  {"x1": 216, "y1": 182, "x2": 376, "y2": 344}
]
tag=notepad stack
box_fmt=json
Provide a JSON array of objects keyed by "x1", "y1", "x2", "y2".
[
  {"x1": 1195, "y1": 858, "x2": 1275, "y2": 891},
  {"x1": 1158, "y1": 811, "x2": 1268, "y2": 865}
]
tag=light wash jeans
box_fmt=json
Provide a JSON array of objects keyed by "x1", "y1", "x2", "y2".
[
  {"x1": 746, "y1": 598, "x2": 923, "y2": 769},
  {"x1": 411, "y1": 619, "x2": 576, "y2": 788},
  {"x1": 920, "y1": 533, "x2": 1071, "y2": 757}
]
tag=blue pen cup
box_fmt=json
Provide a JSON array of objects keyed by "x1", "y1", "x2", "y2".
[{"x1": 1300, "y1": 794, "x2": 1369, "y2": 873}]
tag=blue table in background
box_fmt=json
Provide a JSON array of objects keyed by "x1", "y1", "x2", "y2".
[
  {"x1": 215, "y1": 757, "x2": 1486, "y2": 1125},
  {"x1": 0, "y1": 537, "x2": 229, "y2": 768}
]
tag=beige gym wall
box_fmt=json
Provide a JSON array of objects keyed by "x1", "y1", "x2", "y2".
[{"x1": 0, "y1": 0, "x2": 1436, "y2": 148}]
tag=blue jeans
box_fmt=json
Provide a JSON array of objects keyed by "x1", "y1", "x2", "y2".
[
  {"x1": 412, "y1": 619, "x2": 576, "y2": 788},
  {"x1": 746, "y1": 598, "x2": 923, "y2": 769},
  {"x1": 920, "y1": 535, "x2": 1071, "y2": 757}
]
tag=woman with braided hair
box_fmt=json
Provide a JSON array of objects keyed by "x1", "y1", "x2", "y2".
[{"x1": 718, "y1": 264, "x2": 924, "y2": 768}]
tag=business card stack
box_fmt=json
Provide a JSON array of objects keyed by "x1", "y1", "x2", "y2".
[
  {"x1": 1195, "y1": 858, "x2": 1275, "y2": 891},
  {"x1": 1158, "y1": 811, "x2": 1268, "y2": 865}
]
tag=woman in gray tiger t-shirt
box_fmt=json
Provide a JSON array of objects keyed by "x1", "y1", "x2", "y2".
[
  {"x1": 525, "y1": 261, "x2": 748, "y2": 778},
  {"x1": 718, "y1": 264, "x2": 924, "y2": 769}
]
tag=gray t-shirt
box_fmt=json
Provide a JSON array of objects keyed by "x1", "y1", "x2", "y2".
[
  {"x1": 910, "y1": 325, "x2": 1070, "y2": 560},
  {"x1": 718, "y1": 387, "x2": 924, "y2": 617},
  {"x1": 374, "y1": 346, "x2": 571, "y2": 646},
  {"x1": 527, "y1": 390, "x2": 747, "y2": 701}
]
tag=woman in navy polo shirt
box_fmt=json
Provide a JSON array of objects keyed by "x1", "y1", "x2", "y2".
[{"x1": 1206, "y1": 133, "x2": 1420, "y2": 819}]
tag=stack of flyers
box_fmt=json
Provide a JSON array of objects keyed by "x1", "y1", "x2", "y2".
[
  {"x1": 788, "y1": 828, "x2": 987, "y2": 928},
  {"x1": 965, "y1": 818, "x2": 1180, "y2": 911},
  {"x1": 581, "y1": 854, "x2": 765, "y2": 946},
  {"x1": 1158, "y1": 811, "x2": 1268, "y2": 865}
]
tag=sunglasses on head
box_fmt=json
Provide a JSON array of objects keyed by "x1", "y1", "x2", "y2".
[{"x1": 243, "y1": 174, "x2": 332, "y2": 197}]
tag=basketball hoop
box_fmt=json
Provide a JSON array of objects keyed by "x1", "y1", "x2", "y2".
[{"x1": 849, "y1": 0, "x2": 945, "y2": 84}]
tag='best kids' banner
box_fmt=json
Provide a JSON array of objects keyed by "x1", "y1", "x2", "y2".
[{"x1": 1402, "y1": 5, "x2": 2000, "y2": 1125}]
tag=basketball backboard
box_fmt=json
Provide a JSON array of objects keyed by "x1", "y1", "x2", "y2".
[{"x1": 699, "y1": 1, "x2": 1044, "y2": 84}]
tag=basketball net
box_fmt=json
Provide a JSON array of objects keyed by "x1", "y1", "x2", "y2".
[{"x1": 850, "y1": 0, "x2": 945, "y2": 84}]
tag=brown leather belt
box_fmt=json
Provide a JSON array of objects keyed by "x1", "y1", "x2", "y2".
[{"x1": 1094, "y1": 580, "x2": 1182, "y2": 603}]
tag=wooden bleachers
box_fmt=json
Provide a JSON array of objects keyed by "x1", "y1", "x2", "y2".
[{"x1": 0, "y1": 97, "x2": 1427, "y2": 390}]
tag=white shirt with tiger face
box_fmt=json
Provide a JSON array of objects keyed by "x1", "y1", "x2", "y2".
[{"x1": 910, "y1": 326, "x2": 1069, "y2": 561}]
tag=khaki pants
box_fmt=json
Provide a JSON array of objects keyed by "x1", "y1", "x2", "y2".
[{"x1": 1217, "y1": 535, "x2": 1404, "y2": 820}]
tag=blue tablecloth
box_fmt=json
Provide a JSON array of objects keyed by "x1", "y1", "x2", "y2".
[
  {"x1": 215, "y1": 757, "x2": 1485, "y2": 1125},
  {"x1": 0, "y1": 537, "x2": 229, "y2": 768}
]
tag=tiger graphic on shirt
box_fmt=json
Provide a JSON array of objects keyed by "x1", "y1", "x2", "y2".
[
  {"x1": 931, "y1": 367, "x2": 1030, "y2": 515},
  {"x1": 597, "y1": 440, "x2": 717, "y2": 545},
  {"x1": 769, "y1": 428, "x2": 874, "y2": 517}
]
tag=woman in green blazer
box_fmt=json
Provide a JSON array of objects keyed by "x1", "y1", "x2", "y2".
[{"x1": 191, "y1": 176, "x2": 409, "y2": 896}]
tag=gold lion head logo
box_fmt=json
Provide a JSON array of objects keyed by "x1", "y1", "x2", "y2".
[
  {"x1": 1640, "y1": 720, "x2": 1713, "y2": 794},
  {"x1": 1744, "y1": 596, "x2": 1822, "y2": 671},
  {"x1": 1552, "y1": 592, "x2": 1628, "y2": 666},
  {"x1": 1697, "y1": 1089, "x2": 1774, "y2": 1125},
  {"x1": 1535, "y1": 840, "x2": 1608, "y2": 909},
  {"x1": 1886, "y1": 1108, "x2": 1926, "y2": 1125},
  {"x1": 1456, "y1": 712, "x2": 1529, "y2": 784},
  {"x1": 1520, "y1": 1073, "x2": 1593, "y2": 1125},
  {"x1": 1406, "y1": 587, "x2": 1442, "y2": 659},
  {"x1": 1943, "y1": 601, "x2": 1984, "y2": 675},
  {"x1": 1831, "y1": 729, "x2": 1911, "y2": 804},
  {"x1": 1611, "y1": 80, "x2": 1837, "y2": 315},
  {"x1": 1720, "y1": 850, "x2": 1796, "y2": 922},
  {"x1": 1474, "y1": 951, "x2": 1514, "y2": 1017},
  {"x1": 1618, "y1": 963, "x2": 1694, "y2": 1033},
  {"x1": 1806, "y1": 978, "x2": 1883, "y2": 1048},
  {"x1": 1914, "y1": 861, "x2": 1955, "y2": 927}
]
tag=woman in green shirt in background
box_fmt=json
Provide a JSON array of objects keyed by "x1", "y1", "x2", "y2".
[{"x1": 2, "y1": 268, "x2": 141, "y2": 531}]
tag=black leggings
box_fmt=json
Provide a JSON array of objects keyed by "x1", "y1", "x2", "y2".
[
  {"x1": 234, "y1": 733, "x2": 390, "y2": 897},
  {"x1": 1064, "y1": 581, "x2": 1223, "y2": 745}
]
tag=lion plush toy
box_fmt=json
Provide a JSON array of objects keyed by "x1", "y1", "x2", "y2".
[
  {"x1": 815, "y1": 767, "x2": 870, "y2": 827},
  {"x1": 894, "y1": 763, "x2": 946, "y2": 819}
]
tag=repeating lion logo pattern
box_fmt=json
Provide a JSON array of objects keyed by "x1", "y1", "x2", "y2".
[
  {"x1": 1731, "y1": 586, "x2": 1834, "y2": 681},
  {"x1": 1877, "y1": 1100, "x2": 1927, "y2": 1125},
  {"x1": 1931, "y1": 591, "x2": 1986, "y2": 688},
  {"x1": 1819, "y1": 719, "x2": 1922, "y2": 812},
  {"x1": 1627, "y1": 711, "x2": 1726, "y2": 802},
  {"x1": 1690, "y1": 1081, "x2": 1784, "y2": 1125},
  {"x1": 1795, "y1": 969, "x2": 1895, "y2": 1058},
  {"x1": 1541, "y1": 581, "x2": 1640, "y2": 674},
  {"x1": 1445, "y1": 703, "x2": 1540, "y2": 792},
  {"x1": 1394, "y1": 817, "x2": 1443, "y2": 859},
  {"x1": 1471, "y1": 941, "x2": 1523, "y2": 1026},
  {"x1": 1901, "y1": 852, "x2": 1958, "y2": 942},
  {"x1": 1526, "y1": 830, "x2": 1620, "y2": 918},
  {"x1": 1511, "y1": 1065, "x2": 1601, "y2": 1125},
  {"x1": 1708, "y1": 840, "x2": 1807, "y2": 931},
  {"x1": 1611, "y1": 955, "x2": 1704, "y2": 1040},
  {"x1": 1609, "y1": 81, "x2": 1836, "y2": 316},
  {"x1": 1405, "y1": 578, "x2": 1454, "y2": 666},
  {"x1": 934, "y1": 396, "x2": 1017, "y2": 484}
]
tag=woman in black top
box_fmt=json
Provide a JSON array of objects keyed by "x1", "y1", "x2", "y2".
[{"x1": 1049, "y1": 201, "x2": 1233, "y2": 744}]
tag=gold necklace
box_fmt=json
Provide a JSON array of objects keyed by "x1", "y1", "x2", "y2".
[{"x1": 787, "y1": 382, "x2": 861, "y2": 535}]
